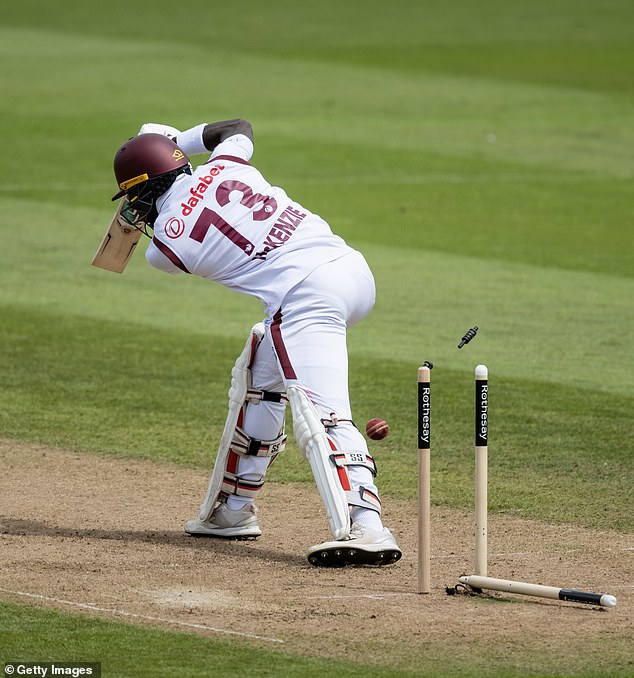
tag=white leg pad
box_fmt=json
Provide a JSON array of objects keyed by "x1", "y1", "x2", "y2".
[
  {"x1": 198, "y1": 323, "x2": 265, "y2": 522},
  {"x1": 287, "y1": 386, "x2": 350, "y2": 540}
]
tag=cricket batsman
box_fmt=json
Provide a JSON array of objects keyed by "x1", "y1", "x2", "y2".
[{"x1": 106, "y1": 119, "x2": 401, "y2": 567}]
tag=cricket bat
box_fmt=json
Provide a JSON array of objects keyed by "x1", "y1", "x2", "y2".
[{"x1": 91, "y1": 200, "x2": 143, "y2": 273}]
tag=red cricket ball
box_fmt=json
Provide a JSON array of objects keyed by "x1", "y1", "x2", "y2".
[{"x1": 365, "y1": 418, "x2": 389, "y2": 440}]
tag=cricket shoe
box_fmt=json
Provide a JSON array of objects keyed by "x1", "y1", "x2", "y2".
[
  {"x1": 185, "y1": 503, "x2": 262, "y2": 539},
  {"x1": 306, "y1": 523, "x2": 402, "y2": 568}
]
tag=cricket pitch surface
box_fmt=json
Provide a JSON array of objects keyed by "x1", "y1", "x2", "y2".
[{"x1": 1, "y1": 439, "x2": 632, "y2": 674}]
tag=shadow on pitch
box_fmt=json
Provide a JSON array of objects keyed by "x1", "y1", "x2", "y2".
[{"x1": 0, "y1": 517, "x2": 307, "y2": 566}]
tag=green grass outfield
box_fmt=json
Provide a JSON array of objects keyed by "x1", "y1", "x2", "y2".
[{"x1": 0, "y1": 0, "x2": 632, "y2": 676}]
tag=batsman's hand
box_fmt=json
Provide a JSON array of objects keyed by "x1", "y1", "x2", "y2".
[{"x1": 138, "y1": 122, "x2": 181, "y2": 140}]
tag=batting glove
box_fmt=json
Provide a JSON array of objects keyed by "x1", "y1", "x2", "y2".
[{"x1": 137, "y1": 122, "x2": 181, "y2": 140}]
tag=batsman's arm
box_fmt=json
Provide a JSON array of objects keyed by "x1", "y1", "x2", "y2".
[
  {"x1": 175, "y1": 119, "x2": 253, "y2": 156},
  {"x1": 201, "y1": 119, "x2": 253, "y2": 148}
]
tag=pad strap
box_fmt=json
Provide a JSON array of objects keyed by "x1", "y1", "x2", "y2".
[
  {"x1": 221, "y1": 451, "x2": 264, "y2": 499},
  {"x1": 246, "y1": 388, "x2": 288, "y2": 404},
  {"x1": 347, "y1": 486, "x2": 382, "y2": 513},
  {"x1": 231, "y1": 426, "x2": 287, "y2": 458},
  {"x1": 321, "y1": 412, "x2": 355, "y2": 429},
  {"x1": 330, "y1": 451, "x2": 377, "y2": 476},
  {"x1": 330, "y1": 451, "x2": 381, "y2": 513}
]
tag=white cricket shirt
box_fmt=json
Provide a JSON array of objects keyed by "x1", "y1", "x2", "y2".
[{"x1": 146, "y1": 135, "x2": 354, "y2": 316}]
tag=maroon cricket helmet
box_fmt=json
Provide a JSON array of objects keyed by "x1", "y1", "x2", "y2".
[{"x1": 112, "y1": 133, "x2": 190, "y2": 201}]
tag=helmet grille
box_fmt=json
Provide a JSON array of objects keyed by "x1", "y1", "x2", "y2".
[{"x1": 150, "y1": 165, "x2": 192, "y2": 198}]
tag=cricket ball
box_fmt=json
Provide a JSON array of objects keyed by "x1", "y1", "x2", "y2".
[{"x1": 366, "y1": 418, "x2": 389, "y2": 440}]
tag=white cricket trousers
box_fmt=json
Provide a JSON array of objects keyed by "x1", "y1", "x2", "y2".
[{"x1": 227, "y1": 250, "x2": 384, "y2": 532}]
